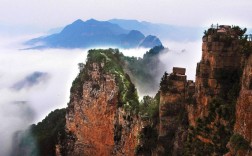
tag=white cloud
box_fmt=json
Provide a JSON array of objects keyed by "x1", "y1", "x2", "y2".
[
  {"x1": 0, "y1": 35, "x2": 203, "y2": 155},
  {"x1": 120, "y1": 48, "x2": 149, "y2": 58},
  {"x1": 0, "y1": 34, "x2": 151, "y2": 154},
  {"x1": 0, "y1": 37, "x2": 88, "y2": 154},
  {"x1": 159, "y1": 40, "x2": 202, "y2": 80},
  {"x1": 0, "y1": 101, "x2": 35, "y2": 156},
  {"x1": 0, "y1": 48, "x2": 88, "y2": 118}
]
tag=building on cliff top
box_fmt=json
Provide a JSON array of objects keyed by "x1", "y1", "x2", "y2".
[
  {"x1": 173, "y1": 67, "x2": 186, "y2": 75},
  {"x1": 172, "y1": 67, "x2": 187, "y2": 81}
]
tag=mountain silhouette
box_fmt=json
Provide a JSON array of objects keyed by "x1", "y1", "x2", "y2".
[
  {"x1": 25, "y1": 19, "x2": 162, "y2": 49},
  {"x1": 109, "y1": 19, "x2": 204, "y2": 41}
]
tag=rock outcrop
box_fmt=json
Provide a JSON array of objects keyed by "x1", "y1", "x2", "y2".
[
  {"x1": 14, "y1": 25, "x2": 252, "y2": 156},
  {"x1": 227, "y1": 53, "x2": 252, "y2": 156},
  {"x1": 234, "y1": 53, "x2": 252, "y2": 143},
  {"x1": 58, "y1": 25, "x2": 252, "y2": 156},
  {"x1": 189, "y1": 25, "x2": 242, "y2": 126},
  {"x1": 152, "y1": 25, "x2": 252, "y2": 155},
  {"x1": 157, "y1": 68, "x2": 189, "y2": 155},
  {"x1": 184, "y1": 25, "x2": 252, "y2": 155},
  {"x1": 60, "y1": 49, "x2": 141, "y2": 156}
]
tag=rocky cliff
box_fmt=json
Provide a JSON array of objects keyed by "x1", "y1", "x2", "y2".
[
  {"x1": 147, "y1": 25, "x2": 252, "y2": 155},
  {"x1": 59, "y1": 49, "x2": 142, "y2": 156},
  {"x1": 227, "y1": 52, "x2": 252, "y2": 156},
  {"x1": 234, "y1": 54, "x2": 252, "y2": 143},
  {"x1": 184, "y1": 25, "x2": 252, "y2": 155},
  {"x1": 58, "y1": 25, "x2": 251, "y2": 155},
  {"x1": 13, "y1": 25, "x2": 252, "y2": 156},
  {"x1": 188, "y1": 25, "x2": 242, "y2": 126},
  {"x1": 157, "y1": 68, "x2": 189, "y2": 155}
]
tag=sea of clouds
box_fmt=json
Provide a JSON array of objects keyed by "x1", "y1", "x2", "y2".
[{"x1": 0, "y1": 35, "x2": 201, "y2": 155}]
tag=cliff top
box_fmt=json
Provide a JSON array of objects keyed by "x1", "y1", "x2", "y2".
[
  {"x1": 203, "y1": 24, "x2": 250, "y2": 40},
  {"x1": 72, "y1": 48, "x2": 140, "y2": 113},
  {"x1": 173, "y1": 67, "x2": 186, "y2": 75}
]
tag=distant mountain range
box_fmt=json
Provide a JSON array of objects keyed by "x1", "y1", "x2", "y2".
[
  {"x1": 25, "y1": 18, "x2": 252, "y2": 50},
  {"x1": 108, "y1": 19, "x2": 205, "y2": 41},
  {"x1": 43, "y1": 19, "x2": 206, "y2": 42},
  {"x1": 108, "y1": 19, "x2": 252, "y2": 41},
  {"x1": 25, "y1": 19, "x2": 162, "y2": 49}
]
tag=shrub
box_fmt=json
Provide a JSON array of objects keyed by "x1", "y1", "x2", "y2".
[
  {"x1": 230, "y1": 134, "x2": 250, "y2": 151},
  {"x1": 139, "y1": 95, "x2": 159, "y2": 119},
  {"x1": 16, "y1": 109, "x2": 67, "y2": 156}
]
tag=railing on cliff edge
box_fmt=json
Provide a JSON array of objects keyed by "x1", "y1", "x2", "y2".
[{"x1": 209, "y1": 24, "x2": 252, "y2": 41}]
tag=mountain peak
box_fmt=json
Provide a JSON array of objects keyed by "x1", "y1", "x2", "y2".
[
  {"x1": 86, "y1": 18, "x2": 99, "y2": 23},
  {"x1": 25, "y1": 19, "x2": 162, "y2": 49},
  {"x1": 129, "y1": 29, "x2": 143, "y2": 34},
  {"x1": 139, "y1": 35, "x2": 162, "y2": 48},
  {"x1": 72, "y1": 19, "x2": 84, "y2": 24}
]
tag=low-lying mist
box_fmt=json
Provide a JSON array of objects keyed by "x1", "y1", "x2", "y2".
[
  {"x1": 160, "y1": 40, "x2": 202, "y2": 80},
  {"x1": 0, "y1": 36, "x2": 201, "y2": 155},
  {"x1": 0, "y1": 38, "x2": 87, "y2": 155},
  {"x1": 127, "y1": 40, "x2": 201, "y2": 98}
]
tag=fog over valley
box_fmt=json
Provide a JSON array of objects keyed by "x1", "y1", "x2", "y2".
[
  {"x1": 0, "y1": 0, "x2": 251, "y2": 155},
  {"x1": 0, "y1": 33, "x2": 203, "y2": 155}
]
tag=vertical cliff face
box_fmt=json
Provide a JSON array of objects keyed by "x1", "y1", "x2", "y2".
[
  {"x1": 227, "y1": 53, "x2": 252, "y2": 156},
  {"x1": 189, "y1": 25, "x2": 242, "y2": 126},
  {"x1": 126, "y1": 24, "x2": 251, "y2": 155},
  {"x1": 157, "y1": 68, "x2": 189, "y2": 155},
  {"x1": 184, "y1": 25, "x2": 252, "y2": 155},
  {"x1": 234, "y1": 54, "x2": 252, "y2": 142},
  {"x1": 60, "y1": 49, "x2": 141, "y2": 156},
  {"x1": 17, "y1": 26, "x2": 252, "y2": 156}
]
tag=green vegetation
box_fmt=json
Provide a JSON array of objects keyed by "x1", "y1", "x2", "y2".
[
  {"x1": 230, "y1": 133, "x2": 250, "y2": 151},
  {"x1": 184, "y1": 68, "x2": 242, "y2": 155},
  {"x1": 70, "y1": 73, "x2": 83, "y2": 98},
  {"x1": 229, "y1": 27, "x2": 252, "y2": 57},
  {"x1": 122, "y1": 45, "x2": 167, "y2": 94},
  {"x1": 203, "y1": 25, "x2": 252, "y2": 57},
  {"x1": 159, "y1": 72, "x2": 183, "y2": 94},
  {"x1": 94, "y1": 49, "x2": 140, "y2": 114},
  {"x1": 185, "y1": 25, "x2": 251, "y2": 154},
  {"x1": 160, "y1": 72, "x2": 170, "y2": 93},
  {"x1": 16, "y1": 109, "x2": 66, "y2": 156},
  {"x1": 214, "y1": 69, "x2": 242, "y2": 101},
  {"x1": 71, "y1": 48, "x2": 140, "y2": 113},
  {"x1": 232, "y1": 26, "x2": 247, "y2": 37},
  {"x1": 135, "y1": 93, "x2": 160, "y2": 155},
  {"x1": 158, "y1": 71, "x2": 190, "y2": 155},
  {"x1": 135, "y1": 125, "x2": 158, "y2": 155},
  {"x1": 30, "y1": 109, "x2": 66, "y2": 156},
  {"x1": 71, "y1": 46, "x2": 167, "y2": 99},
  {"x1": 239, "y1": 35, "x2": 252, "y2": 57},
  {"x1": 186, "y1": 95, "x2": 196, "y2": 105},
  {"x1": 139, "y1": 95, "x2": 159, "y2": 119},
  {"x1": 71, "y1": 47, "x2": 168, "y2": 114},
  {"x1": 83, "y1": 48, "x2": 166, "y2": 154},
  {"x1": 203, "y1": 25, "x2": 246, "y2": 38}
]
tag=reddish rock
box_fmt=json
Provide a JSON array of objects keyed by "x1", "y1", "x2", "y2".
[
  {"x1": 229, "y1": 54, "x2": 252, "y2": 155},
  {"x1": 188, "y1": 26, "x2": 242, "y2": 126},
  {"x1": 63, "y1": 61, "x2": 141, "y2": 156}
]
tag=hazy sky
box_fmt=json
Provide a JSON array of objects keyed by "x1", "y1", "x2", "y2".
[{"x1": 1, "y1": 0, "x2": 252, "y2": 32}]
